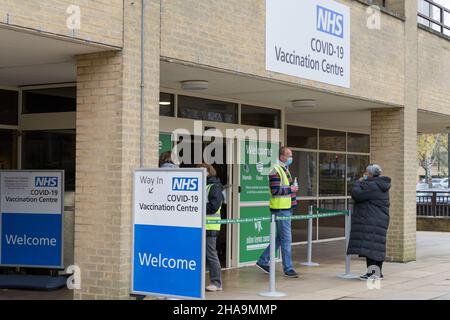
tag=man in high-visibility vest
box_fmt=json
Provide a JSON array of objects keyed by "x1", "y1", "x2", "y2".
[
  {"x1": 256, "y1": 147, "x2": 299, "y2": 278},
  {"x1": 198, "y1": 163, "x2": 224, "y2": 292}
]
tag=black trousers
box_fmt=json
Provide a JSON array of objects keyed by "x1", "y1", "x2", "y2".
[{"x1": 366, "y1": 258, "x2": 383, "y2": 274}]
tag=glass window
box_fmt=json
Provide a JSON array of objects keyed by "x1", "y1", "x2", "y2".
[
  {"x1": 22, "y1": 130, "x2": 76, "y2": 191},
  {"x1": 23, "y1": 87, "x2": 76, "y2": 114},
  {"x1": 319, "y1": 129, "x2": 346, "y2": 151},
  {"x1": 0, "y1": 89, "x2": 18, "y2": 125},
  {"x1": 290, "y1": 151, "x2": 317, "y2": 197},
  {"x1": 318, "y1": 199, "x2": 346, "y2": 239},
  {"x1": 0, "y1": 130, "x2": 17, "y2": 169},
  {"x1": 292, "y1": 200, "x2": 317, "y2": 243},
  {"x1": 347, "y1": 155, "x2": 370, "y2": 196},
  {"x1": 178, "y1": 95, "x2": 237, "y2": 124},
  {"x1": 347, "y1": 133, "x2": 370, "y2": 153},
  {"x1": 287, "y1": 126, "x2": 318, "y2": 149},
  {"x1": 319, "y1": 153, "x2": 346, "y2": 196},
  {"x1": 241, "y1": 105, "x2": 281, "y2": 128},
  {"x1": 160, "y1": 92, "x2": 174, "y2": 117}
]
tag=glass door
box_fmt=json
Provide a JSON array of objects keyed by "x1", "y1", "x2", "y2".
[{"x1": 0, "y1": 130, "x2": 18, "y2": 170}]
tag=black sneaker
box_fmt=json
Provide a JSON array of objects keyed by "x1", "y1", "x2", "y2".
[
  {"x1": 284, "y1": 269, "x2": 299, "y2": 278},
  {"x1": 360, "y1": 273, "x2": 384, "y2": 281},
  {"x1": 256, "y1": 262, "x2": 270, "y2": 274},
  {"x1": 359, "y1": 273, "x2": 371, "y2": 281}
]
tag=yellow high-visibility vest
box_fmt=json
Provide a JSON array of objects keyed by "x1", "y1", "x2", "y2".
[
  {"x1": 269, "y1": 164, "x2": 292, "y2": 210},
  {"x1": 206, "y1": 184, "x2": 222, "y2": 231}
]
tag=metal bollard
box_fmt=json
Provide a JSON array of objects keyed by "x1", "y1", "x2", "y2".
[
  {"x1": 338, "y1": 211, "x2": 358, "y2": 279},
  {"x1": 260, "y1": 213, "x2": 286, "y2": 297},
  {"x1": 301, "y1": 206, "x2": 320, "y2": 267}
]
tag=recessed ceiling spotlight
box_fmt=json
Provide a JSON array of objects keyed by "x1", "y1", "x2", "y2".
[
  {"x1": 180, "y1": 80, "x2": 209, "y2": 90},
  {"x1": 291, "y1": 99, "x2": 316, "y2": 108}
]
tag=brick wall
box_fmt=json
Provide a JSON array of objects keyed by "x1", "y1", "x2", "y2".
[
  {"x1": 418, "y1": 29, "x2": 450, "y2": 116},
  {"x1": 0, "y1": 0, "x2": 123, "y2": 47},
  {"x1": 161, "y1": 0, "x2": 405, "y2": 106},
  {"x1": 371, "y1": 108, "x2": 417, "y2": 262},
  {"x1": 74, "y1": 0, "x2": 160, "y2": 299}
]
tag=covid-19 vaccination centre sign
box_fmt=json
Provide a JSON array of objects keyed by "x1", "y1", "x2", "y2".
[
  {"x1": 132, "y1": 168, "x2": 206, "y2": 300},
  {"x1": 266, "y1": 0, "x2": 351, "y2": 88},
  {"x1": 0, "y1": 170, "x2": 64, "y2": 268}
]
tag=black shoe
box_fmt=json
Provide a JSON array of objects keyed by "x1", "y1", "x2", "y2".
[
  {"x1": 284, "y1": 269, "x2": 299, "y2": 278},
  {"x1": 256, "y1": 262, "x2": 270, "y2": 274},
  {"x1": 360, "y1": 273, "x2": 384, "y2": 281},
  {"x1": 359, "y1": 273, "x2": 371, "y2": 281}
]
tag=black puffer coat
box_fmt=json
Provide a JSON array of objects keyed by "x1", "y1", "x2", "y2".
[{"x1": 347, "y1": 176, "x2": 391, "y2": 262}]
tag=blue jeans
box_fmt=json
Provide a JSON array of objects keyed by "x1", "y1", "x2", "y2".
[{"x1": 257, "y1": 209, "x2": 294, "y2": 273}]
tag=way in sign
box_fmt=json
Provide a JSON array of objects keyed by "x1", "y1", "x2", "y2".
[{"x1": 139, "y1": 176, "x2": 163, "y2": 186}]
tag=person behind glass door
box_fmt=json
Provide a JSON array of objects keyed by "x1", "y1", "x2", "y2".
[
  {"x1": 256, "y1": 147, "x2": 299, "y2": 278},
  {"x1": 159, "y1": 151, "x2": 179, "y2": 168},
  {"x1": 197, "y1": 163, "x2": 224, "y2": 292},
  {"x1": 347, "y1": 164, "x2": 391, "y2": 280}
]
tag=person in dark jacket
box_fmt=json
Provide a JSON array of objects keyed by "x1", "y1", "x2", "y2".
[
  {"x1": 347, "y1": 164, "x2": 391, "y2": 280},
  {"x1": 198, "y1": 163, "x2": 224, "y2": 292}
]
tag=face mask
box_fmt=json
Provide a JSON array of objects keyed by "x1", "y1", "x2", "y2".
[
  {"x1": 285, "y1": 157, "x2": 293, "y2": 167},
  {"x1": 363, "y1": 175, "x2": 369, "y2": 181}
]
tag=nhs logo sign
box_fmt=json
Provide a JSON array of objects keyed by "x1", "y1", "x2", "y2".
[
  {"x1": 35, "y1": 177, "x2": 58, "y2": 188},
  {"x1": 316, "y1": 5, "x2": 344, "y2": 38},
  {"x1": 172, "y1": 177, "x2": 199, "y2": 192}
]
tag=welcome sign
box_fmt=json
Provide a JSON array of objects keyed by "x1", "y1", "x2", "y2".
[
  {"x1": 0, "y1": 170, "x2": 64, "y2": 268},
  {"x1": 266, "y1": 0, "x2": 351, "y2": 88},
  {"x1": 132, "y1": 168, "x2": 206, "y2": 300}
]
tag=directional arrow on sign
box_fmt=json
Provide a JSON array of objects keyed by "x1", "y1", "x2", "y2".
[{"x1": 148, "y1": 188, "x2": 154, "y2": 194}]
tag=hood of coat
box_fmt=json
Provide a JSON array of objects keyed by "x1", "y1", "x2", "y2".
[
  {"x1": 372, "y1": 176, "x2": 391, "y2": 192},
  {"x1": 160, "y1": 162, "x2": 178, "y2": 169},
  {"x1": 207, "y1": 175, "x2": 222, "y2": 185}
]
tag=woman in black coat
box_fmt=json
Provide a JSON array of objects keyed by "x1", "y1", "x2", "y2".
[{"x1": 347, "y1": 164, "x2": 391, "y2": 280}]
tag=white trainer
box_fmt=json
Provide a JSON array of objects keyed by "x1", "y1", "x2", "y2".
[{"x1": 206, "y1": 285, "x2": 223, "y2": 292}]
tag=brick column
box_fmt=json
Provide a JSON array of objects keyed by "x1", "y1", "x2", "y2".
[
  {"x1": 74, "y1": 0, "x2": 160, "y2": 299},
  {"x1": 371, "y1": 109, "x2": 416, "y2": 262},
  {"x1": 370, "y1": 0, "x2": 418, "y2": 263}
]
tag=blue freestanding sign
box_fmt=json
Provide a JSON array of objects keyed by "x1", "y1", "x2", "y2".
[
  {"x1": 131, "y1": 169, "x2": 206, "y2": 299},
  {"x1": 0, "y1": 170, "x2": 64, "y2": 269}
]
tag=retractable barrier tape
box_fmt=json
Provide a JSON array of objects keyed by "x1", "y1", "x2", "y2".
[
  {"x1": 212, "y1": 208, "x2": 349, "y2": 225},
  {"x1": 213, "y1": 217, "x2": 271, "y2": 225},
  {"x1": 313, "y1": 207, "x2": 350, "y2": 215}
]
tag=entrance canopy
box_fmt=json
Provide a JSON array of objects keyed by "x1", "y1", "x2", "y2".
[
  {"x1": 0, "y1": 27, "x2": 115, "y2": 86},
  {"x1": 418, "y1": 110, "x2": 450, "y2": 134},
  {"x1": 161, "y1": 60, "x2": 397, "y2": 133}
]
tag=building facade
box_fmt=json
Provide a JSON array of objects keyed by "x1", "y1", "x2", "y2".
[{"x1": 0, "y1": 0, "x2": 449, "y2": 299}]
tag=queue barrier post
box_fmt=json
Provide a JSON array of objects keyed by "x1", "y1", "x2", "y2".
[
  {"x1": 301, "y1": 205, "x2": 320, "y2": 267},
  {"x1": 259, "y1": 212, "x2": 286, "y2": 298},
  {"x1": 337, "y1": 210, "x2": 358, "y2": 279}
]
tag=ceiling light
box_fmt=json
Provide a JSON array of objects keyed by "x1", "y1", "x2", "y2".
[
  {"x1": 181, "y1": 80, "x2": 209, "y2": 90},
  {"x1": 159, "y1": 101, "x2": 171, "y2": 106},
  {"x1": 291, "y1": 99, "x2": 316, "y2": 108}
]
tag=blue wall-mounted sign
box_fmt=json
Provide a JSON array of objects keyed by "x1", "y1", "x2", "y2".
[{"x1": 0, "y1": 171, "x2": 64, "y2": 269}]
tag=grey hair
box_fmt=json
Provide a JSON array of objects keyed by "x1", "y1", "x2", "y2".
[{"x1": 367, "y1": 164, "x2": 382, "y2": 177}]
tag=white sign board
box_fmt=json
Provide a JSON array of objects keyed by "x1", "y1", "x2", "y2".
[
  {"x1": 132, "y1": 168, "x2": 206, "y2": 300},
  {"x1": 0, "y1": 170, "x2": 64, "y2": 268},
  {"x1": 266, "y1": 0, "x2": 351, "y2": 88}
]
